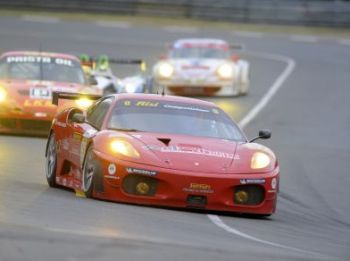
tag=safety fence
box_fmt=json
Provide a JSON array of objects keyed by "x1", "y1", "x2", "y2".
[{"x1": 0, "y1": 0, "x2": 350, "y2": 27}]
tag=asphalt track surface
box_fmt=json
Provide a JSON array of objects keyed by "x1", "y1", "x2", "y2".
[{"x1": 0, "y1": 15, "x2": 350, "y2": 261}]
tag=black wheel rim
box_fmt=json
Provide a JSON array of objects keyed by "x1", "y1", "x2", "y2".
[{"x1": 46, "y1": 135, "x2": 56, "y2": 179}]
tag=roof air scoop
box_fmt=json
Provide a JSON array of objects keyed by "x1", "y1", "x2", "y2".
[{"x1": 157, "y1": 138, "x2": 171, "y2": 146}]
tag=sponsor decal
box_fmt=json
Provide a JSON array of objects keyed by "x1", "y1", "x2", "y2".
[
  {"x1": 136, "y1": 101, "x2": 159, "y2": 107},
  {"x1": 30, "y1": 88, "x2": 51, "y2": 99},
  {"x1": 183, "y1": 183, "x2": 214, "y2": 194},
  {"x1": 104, "y1": 175, "x2": 120, "y2": 180},
  {"x1": 163, "y1": 104, "x2": 209, "y2": 113},
  {"x1": 34, "y1": 112, "x2": 47, "y2": 118},
  {"x1": 143, "y1": 145, "x2": 234, "y2": 159},
  {"x1": 6, "y1": 56, "x2": 73, "y2": 66},
  {"x1": 108, "y1": 163, "x2": 117, "y2": 175},
  {"x1": 23, "y1": 99, "x2": 55, "y2": 107},
  {"x1": 124, "y1": 100, "x2": 131, "y2": 106},
  {"x1": 62, "y1": 140, "x2": 69, "y2": 150},
  {"x1": 126, "y1": 167, "x2": 157, "y2": 176},
  {"x1": 240, "y1": 179, "x2": 265, "y2": 185}
]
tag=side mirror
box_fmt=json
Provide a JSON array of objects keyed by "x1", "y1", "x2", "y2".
[
  {"x1": 249, "y1": 129, "x2": 271, "y2": 143},
  {"x1": 88, "y1": 75, "x2": 98, "y2": 86},
  {"x1": 71, "y1": 113, "x2": 85, "y2": 123}
]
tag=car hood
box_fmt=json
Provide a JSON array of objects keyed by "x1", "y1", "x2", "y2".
[{"x1": 131, "y1": 132, "x2": 238, "y2": 173}]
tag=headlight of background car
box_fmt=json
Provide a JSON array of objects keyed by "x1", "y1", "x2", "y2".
[
  {"x1": 251, "y1": 152, "x2": 271, "y2": 169},
  {"x1": 75, "y1": 98, "x2": 93, "y2": 109},
  {"x1": 124, "y1": 83, "x2": 138, "y2": 93},
  {"x1": 0, "y1": 87, "x2": 7, "y2": 102},
  {"x1": 217, "y1": 63, "x2": 234, "y2": 79},
  {"x1": 158, "y1": 62, "x2": 174, "y2": 78},
  {"x1": 110, "y1": 140, "x2": 140, "y2": 158}
]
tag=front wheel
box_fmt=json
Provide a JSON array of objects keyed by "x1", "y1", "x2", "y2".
[
  {"x1": 82, "y1": 146, "x2": 97, "y2": 198},
  {"x1": 46, "y1": 133, "x2": 57, "y2": 187}
]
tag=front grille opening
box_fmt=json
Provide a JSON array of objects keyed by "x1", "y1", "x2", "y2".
[
  {"x1": 122, "y1": 174, "x2": 157, "y2": 196},
  {"x1": 187, "y1": 195, "x2": 207, "y2": 208},
  {"x1": 234, "y1": 185, "x2": 265, "y2": 206}
]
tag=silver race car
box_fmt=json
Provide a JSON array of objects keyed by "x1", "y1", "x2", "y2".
[{"x1": 152, "y1": 38, "x2": 249, "y2": 96}]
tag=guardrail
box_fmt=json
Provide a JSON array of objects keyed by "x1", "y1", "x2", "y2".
[{"x1": 1, "y1": 0, "x2": 350, "y2": 27}]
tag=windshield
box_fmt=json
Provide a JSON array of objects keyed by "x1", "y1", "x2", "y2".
[
  {"x1": 108, "y1": 99, "x2": 245, "y2": 141},
  {"x1": 170, "y1": 47, "x2": 230, "y2": 59},
  {"x1": 0, "y1": 55, "x2": 86, "y2": 84}
]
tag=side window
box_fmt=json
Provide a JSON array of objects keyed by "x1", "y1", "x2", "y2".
[{"x1": 86, "y1": 97, "x2": 114, "y2": 129}]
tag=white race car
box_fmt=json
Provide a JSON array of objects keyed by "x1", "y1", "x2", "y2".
[{"x1": 152, "y1": 38, "x2": 249, "y2": 96}]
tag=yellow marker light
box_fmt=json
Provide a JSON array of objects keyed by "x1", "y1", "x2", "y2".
[
  {"x1": 110, "y1": 140, "x2": 140, "y2": 158},
  {"x1": 140, "y1": 61, "x2": 147, "y2": 72},
  {"x1": 158, "y1": 62, "x2": 174, "y2": 78},
  {"x1": 75, "y1": 98, "x2": 93, "y2": 109},
  {"x1": 235, "y1": 190, "x2": 249, "y2": 204},
  {"x1": 251, "y1": 152, "x2": 271, "y2": 169},
  {"x1": 136, "y1": 182, "x2": 150, "y2": 195},
  {"x1": 217, "y1": 63, "x2": 234, "y2": 79},
  {"x1": 0, "y1": 88, "x2": 7, "y2": 102}
]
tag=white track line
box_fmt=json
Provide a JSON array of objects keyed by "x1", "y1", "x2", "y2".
[
  {"x1": 207, "y1": 51, "x2": 300, "y2": 253},
  {"x1": 208, "y1": 215, "x2": 328, "y2": 258},
  {"x1": 21, "y1": 15, "x2": 60, "y2": 23},
  {"x1": 163, "y1": 26, "x2": 198, "y2": 33},
  {"x1": 96, "y1": 20, "x2": 131, "y2": 29},
  {"x1": 238, "y1": 51, "x2": 296, "y2": 129},
  {"x1": 290, "y1": 35, "x2": 318, "y2": 43},
  {"x1": 232, "y1": 31, "x2": 263, "y2": 38}
]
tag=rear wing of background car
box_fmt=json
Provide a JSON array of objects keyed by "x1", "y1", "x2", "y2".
[
  {"x1": 79, "y1": 55, "x2": 147, "y2": 72},
  {"x1": 229, "y1": 44, "x2": 244, "y2": 50},
  {"x1": 52, "y1": 91, "x2": 102, "y2": 106}
]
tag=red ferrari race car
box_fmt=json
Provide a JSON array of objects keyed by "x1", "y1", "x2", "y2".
[
  {"x1": 45, "y1": 92, "x2": 279, "y2": 215},
  {"x1": 0, "y1": 51, "x2": 98, "y2": 135}
]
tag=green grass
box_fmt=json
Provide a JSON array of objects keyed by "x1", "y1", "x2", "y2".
[{"x1": 1, "y1": 9, "x2": 350, "y2": 37}]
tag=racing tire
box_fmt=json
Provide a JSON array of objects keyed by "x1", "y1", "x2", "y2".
[
  {"x1": 82, "y1": 145, "x2": 103, "y2": 198},
  {"x1": 46, "y1": 133, "x2": 58, "y2": 187}
]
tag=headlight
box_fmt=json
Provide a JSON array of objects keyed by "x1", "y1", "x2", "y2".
[
  {"x1": 0, "y1": 88, "x2": 7, "y2": 102},
  {"x1": 110, "y1": 140, "x2": 140, "y2": 158},
  {"x1": 251, "y1": 152, "x2": 271, "y2": 169},
  {"x1": 124, "y1": 83, "x2": 137, "y2": 93},
  {"x1": 158, "y1": 62, "x2": 174, "y2": 78},
  {"x1": 217, "y1": 63, "x2": 234, "y2": 79},
  {"x1": 75, "y1": 98, "x2": 93, "y2": 109}
]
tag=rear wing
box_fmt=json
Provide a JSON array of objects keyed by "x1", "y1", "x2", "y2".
[
  {"x1": 52, "y1": 91, "x2": 102, "y2": 106},
  {"x1": 110, "y1": 59, "x2": 147, "y2": 72},
  {"x1": 229, "y1": 44, "x2": 244, "y2": 50},
  {"x1": 79, "y1": 55, "x2": 147, "y2": 72}
]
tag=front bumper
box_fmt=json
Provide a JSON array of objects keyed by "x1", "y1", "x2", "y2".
[
  {"x1": 0, "y1": 103, "x2": 56, "y2": 135},
  {"x1": 93, "y1": 151, "x2": 279, "y2": 215},
  {"x1": 154, "y1": 78, "x2": 239, "y2": 96}
]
